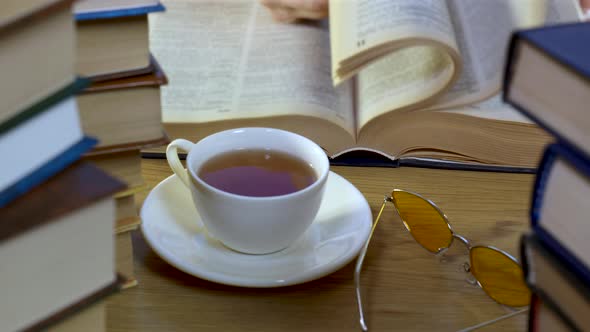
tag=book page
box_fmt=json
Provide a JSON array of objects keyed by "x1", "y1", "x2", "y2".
[
  {"x1": 441, "y1": 94, "x2": 532, "y2": 123},
  {"x1": 425, "y1": 0, "x2": 546, "y2": 110},
  {"x1": 330, "y1": 0, "x2": 460, "y2": 84},
  {"x1": 346, "y1": 1, "x2": 461, "y2": 128},
  {"x1": 150, "y1": 0, "x2": 354, "y2": 134},
  {"x1": 431, "y1": 0, "x2": 581, "y2": 111},
  {"x1": 356, "y1": 46, "x2": 457, "y2": 129}
]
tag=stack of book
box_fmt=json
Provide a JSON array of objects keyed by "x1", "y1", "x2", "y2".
[
  {"x1": 0, "y1": 0, "x2": 125, "y2": 330},
  {"x1": 504, "y1": 21, "x2": 590, "y2": 331},
  {"x1": 73, "y1": 0, "x2": 169, "y2": 289}
]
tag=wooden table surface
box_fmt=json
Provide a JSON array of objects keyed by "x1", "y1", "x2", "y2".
[{"x1": 106, "y1": 159, "x2": 535, "y2": 332}]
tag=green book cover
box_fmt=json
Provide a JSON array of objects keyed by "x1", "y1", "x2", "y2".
[{"x1": 0, "y1": 77, "x2": 89, "y2": 135}]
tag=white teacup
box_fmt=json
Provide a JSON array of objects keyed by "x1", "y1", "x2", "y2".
[{"x1": 166, "y1": 128, "x2": 330, "y2": 255}]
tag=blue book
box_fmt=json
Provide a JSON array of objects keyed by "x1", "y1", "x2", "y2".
[
  {"x1": 531, "y1": 143, "x2": 590, "y2": 285},
  {"x1": 0, "y1": 79, "x2": 97, "y2": 208},
  {"x1": 74, "y1": 0, "x2": 165, "y2": 21},
  {"x1": 503, "y1": 22, "x2": 590, "y2": 160}
]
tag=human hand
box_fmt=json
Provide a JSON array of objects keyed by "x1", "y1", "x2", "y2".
[
  {"x1": 582, "y1": 0, "x2": 590, "y2": 18},
  {"x1": 260, "y1": 0, "x2": 328, "y2": 23}
]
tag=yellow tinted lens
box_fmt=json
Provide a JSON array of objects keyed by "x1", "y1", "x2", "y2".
[
  {"x1": 392, "y1": 191, "x2": 452, "y2": 253},
  {"x1": 470, "y1": 247, "x2": 531, "y2": 307}
]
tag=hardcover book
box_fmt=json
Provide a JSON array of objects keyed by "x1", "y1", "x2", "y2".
[
  {"x1": 531, "y1": 143, "x2": 590, "y2": 284},
  {"x1": 0, "y1": 79, "x2": 96, "y2": 207},
  {"x1": 0, "y1": 0, "x2": 77, "y2": 124},
  {"x1": 116, "y1": 224, "x2": 141, "y2": 289},
  {"x1": 528, "y1": 294, "x2": 574, "y2": 332},
  {"x1": 73, "y1": 0, "x2": 165, "y2": 79},
  {"x1": 77, "y1": 57, "x2": 167, "y2": 150},
  {"x1": 504, "y1": 21, "x2": 590, "y2": 160},
  {"x1": 0, "y1": 162, "x2": 125, "y2": 332},
  {"x1": 521, "y1": 233, "x2": 589, "y2": 331}
]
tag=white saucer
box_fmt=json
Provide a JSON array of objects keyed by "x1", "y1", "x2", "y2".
[{"x1": 140, "y1": 171, "x2": 372, "y2": 287}]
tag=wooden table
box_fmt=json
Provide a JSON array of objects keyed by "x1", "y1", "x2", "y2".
[{"x1": 106, "y1": 159, "x2": 534, "y2": 332}]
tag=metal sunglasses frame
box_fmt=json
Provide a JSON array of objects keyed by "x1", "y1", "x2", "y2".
[{"x1": 354, "y1": 189, "x2": 526, "y2": 332}]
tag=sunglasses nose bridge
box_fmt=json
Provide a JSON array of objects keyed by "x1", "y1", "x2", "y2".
[{"x1": 453, "y1": 233, "x2": 472, "y2": 249}]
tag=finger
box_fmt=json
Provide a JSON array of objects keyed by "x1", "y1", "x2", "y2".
[
  {"x1": 259, "y1": 0, "x2": 280, "y2": 10},
  {"x1": 581, "y1": 0, "x2": 590, "y2": 20},
  {"x1": 261, "y1": 0, "x2": 328, "y2": 22},
  {"x1": 260, "y1": 0, "x2": 297, "y2": 22},
  {"x1": 269, "y1": 7, "x2": 298, "y2": 23},
  {"x1": 261, "y1": 0, "x2": 327, "y2": 13},
  {"x1": 270, "y1": 9, "x2": 327, "y2": 22},
  {"x1": 280, "y1": 0, "x2": 328, "y2": 12},
  {"x1": 289, "y1": 8, "x2": 328, "y2": 20}
]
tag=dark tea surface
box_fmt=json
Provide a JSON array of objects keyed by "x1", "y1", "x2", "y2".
[{"x1": 197, "y1": 149, "x2": 317, "y2": 197}]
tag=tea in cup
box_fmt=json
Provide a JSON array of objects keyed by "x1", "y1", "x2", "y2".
[{"x1": 166, "y1": 128, "x2": 330, "y2": 254}]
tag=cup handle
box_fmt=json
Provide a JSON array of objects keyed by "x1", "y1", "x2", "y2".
[{"x1": 166, "y1": 139, "x2": 195, "y2": 188}]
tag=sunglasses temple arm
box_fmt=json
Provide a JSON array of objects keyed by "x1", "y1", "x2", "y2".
[
  {"x1": 354, "y1": 199, "x2": 389, "y2": 332},
  {"x1": 455, "y1": 308, "x2": 529, "y2": 332}
]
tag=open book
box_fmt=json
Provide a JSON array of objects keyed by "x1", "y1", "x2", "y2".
[{"x1": 148, "y1": 0, "x2": 582, "y2": 170}]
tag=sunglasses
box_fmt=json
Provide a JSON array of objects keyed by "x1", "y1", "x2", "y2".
[{"x1": 354, "y1": 189, "x2": 531, "y2": 331}]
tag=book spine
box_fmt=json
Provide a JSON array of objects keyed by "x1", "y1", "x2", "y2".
[
  {"x1": 528, "y1": 293, "x2": 538, "y2": 332},
  {"x1": 530, "y1": 144, "x2": 557, "y2": 227},
  {"x1": 502, "y1": 31, "x2": 521, "y2": 105},
  {"x1": 399, "y1": 158, "x2": 535, "y2": 173},
  {"x1": 75, "y1": 3, "x2": 165, "y2": 21},
  {"x1": 0, "y1": 137, "x2": 97, "y2": 208},
  {"x1": 530, "y1": 290, "x2": 581, "y2": 332}
]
